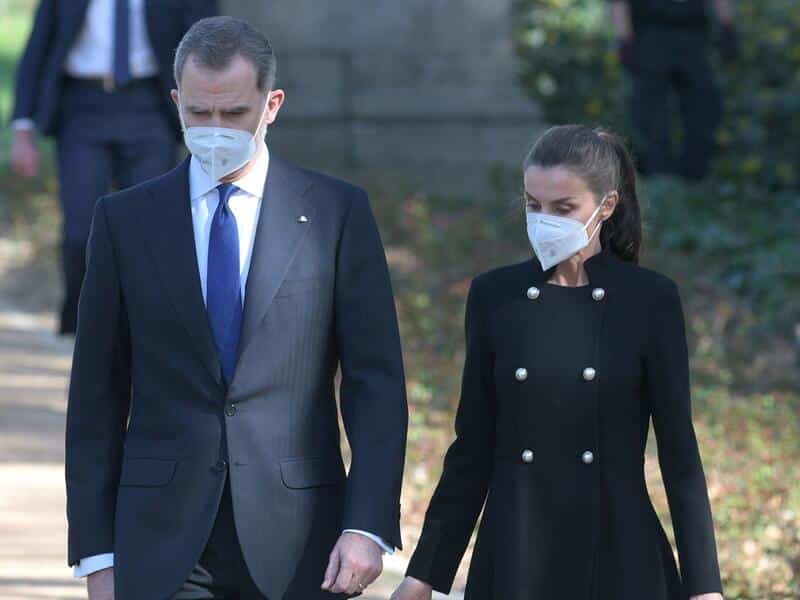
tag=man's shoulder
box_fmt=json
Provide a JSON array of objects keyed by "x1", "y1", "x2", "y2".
[
  {"x1": 277, "y1": 156, "x2": 367, "y2": 202},
  {"x1": 101, "y1": 160, "x2": 188, "y2": 215}
]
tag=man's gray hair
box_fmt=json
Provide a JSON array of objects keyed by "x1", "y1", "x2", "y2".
[{"x1": 174, "y1": 16, "x2": 277, "y2": 92}]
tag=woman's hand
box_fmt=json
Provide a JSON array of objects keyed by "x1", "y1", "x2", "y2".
[
  {"x1": 390, "y1": 576, "x2": 433, "y2": 600},
  {"x1": 690, "y1": 594, "x2": 723, "y2": 600}
]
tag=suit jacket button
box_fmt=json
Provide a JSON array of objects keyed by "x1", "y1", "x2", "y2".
[
  {"x1": 521, "y1": 449, "x2": 534, "y2": 463},
  {"x1": 582, "y1": 367, "x2": 596, "y2": 381},
  {"x1": 212, "y1": 460, "x2": 228, "y2": 472},
  {"x1": 582, "y1": 451, "x2": 595, "y2": 464},
  {"x1": 592, "y1": 287, "x2": 606, "y2": 301},
  {"x1": 225, "y1": 403, "x2": 237, "y2": 417},
  {"x1": 526, "y1": 286, "x2": 540, "y2": 300},
  {"x1": 515, "y1": 368, "x2": 528, "y2": 381}
]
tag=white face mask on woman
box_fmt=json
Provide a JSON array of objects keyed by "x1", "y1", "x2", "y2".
[
  {"x1": 526, "y1": 196, "x2": 608, "y2": 271},
  {"x1": 178, "y1": 94, "x2": 270, "y2": 182}
]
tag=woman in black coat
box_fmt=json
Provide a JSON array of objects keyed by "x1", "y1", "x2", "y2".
[{"x1": 392, "y1": 125, "x2": 724, "y2": 600}]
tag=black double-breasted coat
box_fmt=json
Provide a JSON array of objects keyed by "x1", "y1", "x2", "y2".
[{"x1": 406, "y1": 250, "x2": 723, "y2": 599}]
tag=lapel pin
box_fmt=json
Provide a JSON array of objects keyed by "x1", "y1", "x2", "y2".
[{"x1": 297, "y1": 215, "x2": 309, "y2": 223}]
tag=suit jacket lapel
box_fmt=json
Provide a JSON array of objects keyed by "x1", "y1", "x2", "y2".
[
  {"x1": 142, "y1": 158, "x2": 223, "y2": 386},
  {"x1": 65, "y1": 0, "x2": 92, "y2": 43},
  {"x1": 234, "y1": 156, "x2": 315, "y2": 367}
]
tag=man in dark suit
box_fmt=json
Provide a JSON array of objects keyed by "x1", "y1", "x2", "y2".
[
  {"x1": 65, "y1": 15, "x2": 408, "y2": 600},
  {"x1": 610, "y1": 0, "x2": 739, "y2": 179},
  {"x1": 9, "y1": 0, "x2": 217, "y2": 335}
]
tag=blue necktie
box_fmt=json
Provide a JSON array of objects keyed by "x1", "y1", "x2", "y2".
[
  {"x1": 113, "y1": 0, "x2": 132, "y2": 87},
  {"x1": 207, "y1": 183, "x2": 243, "y2": 385}
]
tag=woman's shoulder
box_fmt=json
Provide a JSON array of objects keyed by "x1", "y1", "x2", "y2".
[
  {"x1": 470, "y1": 259, "x2": 536, "y2": 295},
  {"x1": 607, "y1": 256, "x2": 681, "y2": 304}
]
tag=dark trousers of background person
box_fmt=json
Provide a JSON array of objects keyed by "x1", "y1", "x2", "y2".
[
  {"x1": 172, "y1": 476, "x2": 267, "y2": 600},
  {"x1": 55, "y1": 76, "x2": 175, "y2": 334},
  {"x1": 629, "y1": 26, "x2": 723, "y2": 180}
]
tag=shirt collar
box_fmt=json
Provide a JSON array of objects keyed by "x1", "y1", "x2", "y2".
[{"x1": 189, "y1": 141, "x2": 270, "y2": 201}]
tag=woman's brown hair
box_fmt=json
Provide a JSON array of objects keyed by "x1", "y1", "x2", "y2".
[{"x1": 523, "y1": 124, "x2": 643, "y2": 263}]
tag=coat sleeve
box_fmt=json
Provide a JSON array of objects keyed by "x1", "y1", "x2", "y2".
[
  {"x1": 405, "y1": 277, "x2": 495, "y2": 594},
  {"x1": 646, "y1": 279, "x2": 722, "y2": 596},
  {"x1": 11, "y1": 0, "x2": 57, "y2": 122},
  {"x1": 65, "y1": 198, "x2": 132, "y2": 566},
  {"x1": 334, "y1": 189, "x2": 408, "y2": 550}
]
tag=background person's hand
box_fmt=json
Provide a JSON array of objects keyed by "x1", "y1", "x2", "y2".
[
  {"x1": 10, "y1": 129, "x2": 40, "y2": 178},
  {"x1": 87, "y1": 567, "x2": 114, "y2": 600},
  {"x1": 321, "y1": 532, "x2": 383, "y2": 596},
  {"x1": 390, "y1": 576, "x2": 433, "y2": 600}
]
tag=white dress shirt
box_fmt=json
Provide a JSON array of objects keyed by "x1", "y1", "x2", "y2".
[
  {"x1": 65, "y1": 0, "x2": 158, "y2": 79},
  {"x1": 14, "y1": 0, "x2": 158, "y2": 131},
  {"x1": 74, "y1": 144, "x2": 392, "y2": 578}
]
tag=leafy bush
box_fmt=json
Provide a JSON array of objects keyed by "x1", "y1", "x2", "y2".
[{"x1": 514, "y1": 0, "x2": 800, "y2": 191}]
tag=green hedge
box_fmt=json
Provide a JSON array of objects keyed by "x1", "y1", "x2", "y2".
[{"x1": 514, "y1": 0, "x2": 800, "y2": 191}]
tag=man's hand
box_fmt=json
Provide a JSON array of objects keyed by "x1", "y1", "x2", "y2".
[
  {"x1": 87, "y1": 567, "x2": 114, "y2": 600},
  {"x1": 321, "y1": 532, "x2": 383, "y2": 596},
  {"x1": 10, "y1": 129, "x2": 40, "y2": 178},
  {"x1": 390, "y1": 576, "x2": 433, "y2": 600},
  {"x1": 690, "y1": 594, "x2": 723, "y2": 600}
]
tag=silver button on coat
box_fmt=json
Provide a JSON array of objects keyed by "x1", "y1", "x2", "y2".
[
  {"x1": 521, "y1": 449, "x2": 534, "y2": 463},
  {"x1": 582, "y1": 367, "x2": 596, "y2": 381},
  {"x1": 582, "y1": 451, "x2": 595, "y2": 464},
  {"x1": 527, "y1": 286, "x2": 540, "y2": 300},
  {"x1": 515, "y1": 368, "x2": 528, "y2": 381},
  {"x1": 592, "y1": 287, "x2": 606, "y2": 301}
]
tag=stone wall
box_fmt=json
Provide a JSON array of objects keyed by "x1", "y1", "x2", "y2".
[{"x1": 223, "y1": 0, "x2": 543, "y2": 195}]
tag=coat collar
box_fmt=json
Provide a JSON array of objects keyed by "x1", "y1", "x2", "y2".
[
  {"x1": 526, "y1": 248, "x2": 622, "y2": 288},
  {"x1": 141, "y1": 157, "x2": 223, "y2": 386}
]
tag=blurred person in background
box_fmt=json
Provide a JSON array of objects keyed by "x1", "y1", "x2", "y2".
[
  {"x1": 610, "y1": 0, "x2": 739, "y2": 180},
  {"x1": 391, "y1": 125, "x2": 723, "y2": 600},
  {"x1": 8, "y1": 0, "x2": 217, "y2": 335}
]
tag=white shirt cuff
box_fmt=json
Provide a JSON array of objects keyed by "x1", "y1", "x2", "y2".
[
  {"x1": 73, "y1": 553, "x2": 114, "y2": 578},
  {"x1": 343, "y1": 529, "x2": 395, "y2": 554},
  {"x1": 11, "y1": 118, "x2": 35, "y2": 131}
]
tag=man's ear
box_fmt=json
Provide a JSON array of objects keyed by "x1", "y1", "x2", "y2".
[
  {"x1": 170, "y1": 89, "x2": 180, "y2": 108},
  {"x1": 265, "y1": 89, "x2": 286, "y2": 125}
]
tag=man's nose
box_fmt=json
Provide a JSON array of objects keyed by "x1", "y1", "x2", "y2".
[{"x1": 207, "y1": 114, "x2": 225, "y2": 128}]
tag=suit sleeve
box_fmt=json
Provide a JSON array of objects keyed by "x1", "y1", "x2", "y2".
[
  {"x1": 646, "y1": 280, "x2": 722, "y2": 596},
  {"x1": 405, "y1": 279, "x2": 495, "y2": 594},
  {"x1": 65, "y1": 198, "x2": 132, "y2": 566},
  {"x1": 11, "y1": 0, "x2": 57, "y2": 122},
  {"x1": 334, "y1": 189, "x2": 408, "y2": 550}
]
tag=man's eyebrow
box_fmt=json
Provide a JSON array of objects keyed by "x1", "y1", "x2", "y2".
[{"x1": 185, "y1": 105, "x2": 251, "y2": 112}]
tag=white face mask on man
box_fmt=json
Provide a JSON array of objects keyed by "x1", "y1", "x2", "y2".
[
  {"x1": 178, "y1": 94, "x2": 270, "y2": 182},
  {"x1": 526, "y1": 195, "x2": 608, "y2": 271}
]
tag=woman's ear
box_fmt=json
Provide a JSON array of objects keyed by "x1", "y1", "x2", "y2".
[{"x1": 601, "y1": 190, "x2": 620, "y2": 221}]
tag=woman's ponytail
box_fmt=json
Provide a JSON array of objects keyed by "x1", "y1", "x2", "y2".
[{"x1": 596, "y1": 130, "x2": 642, "y2": 264}]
